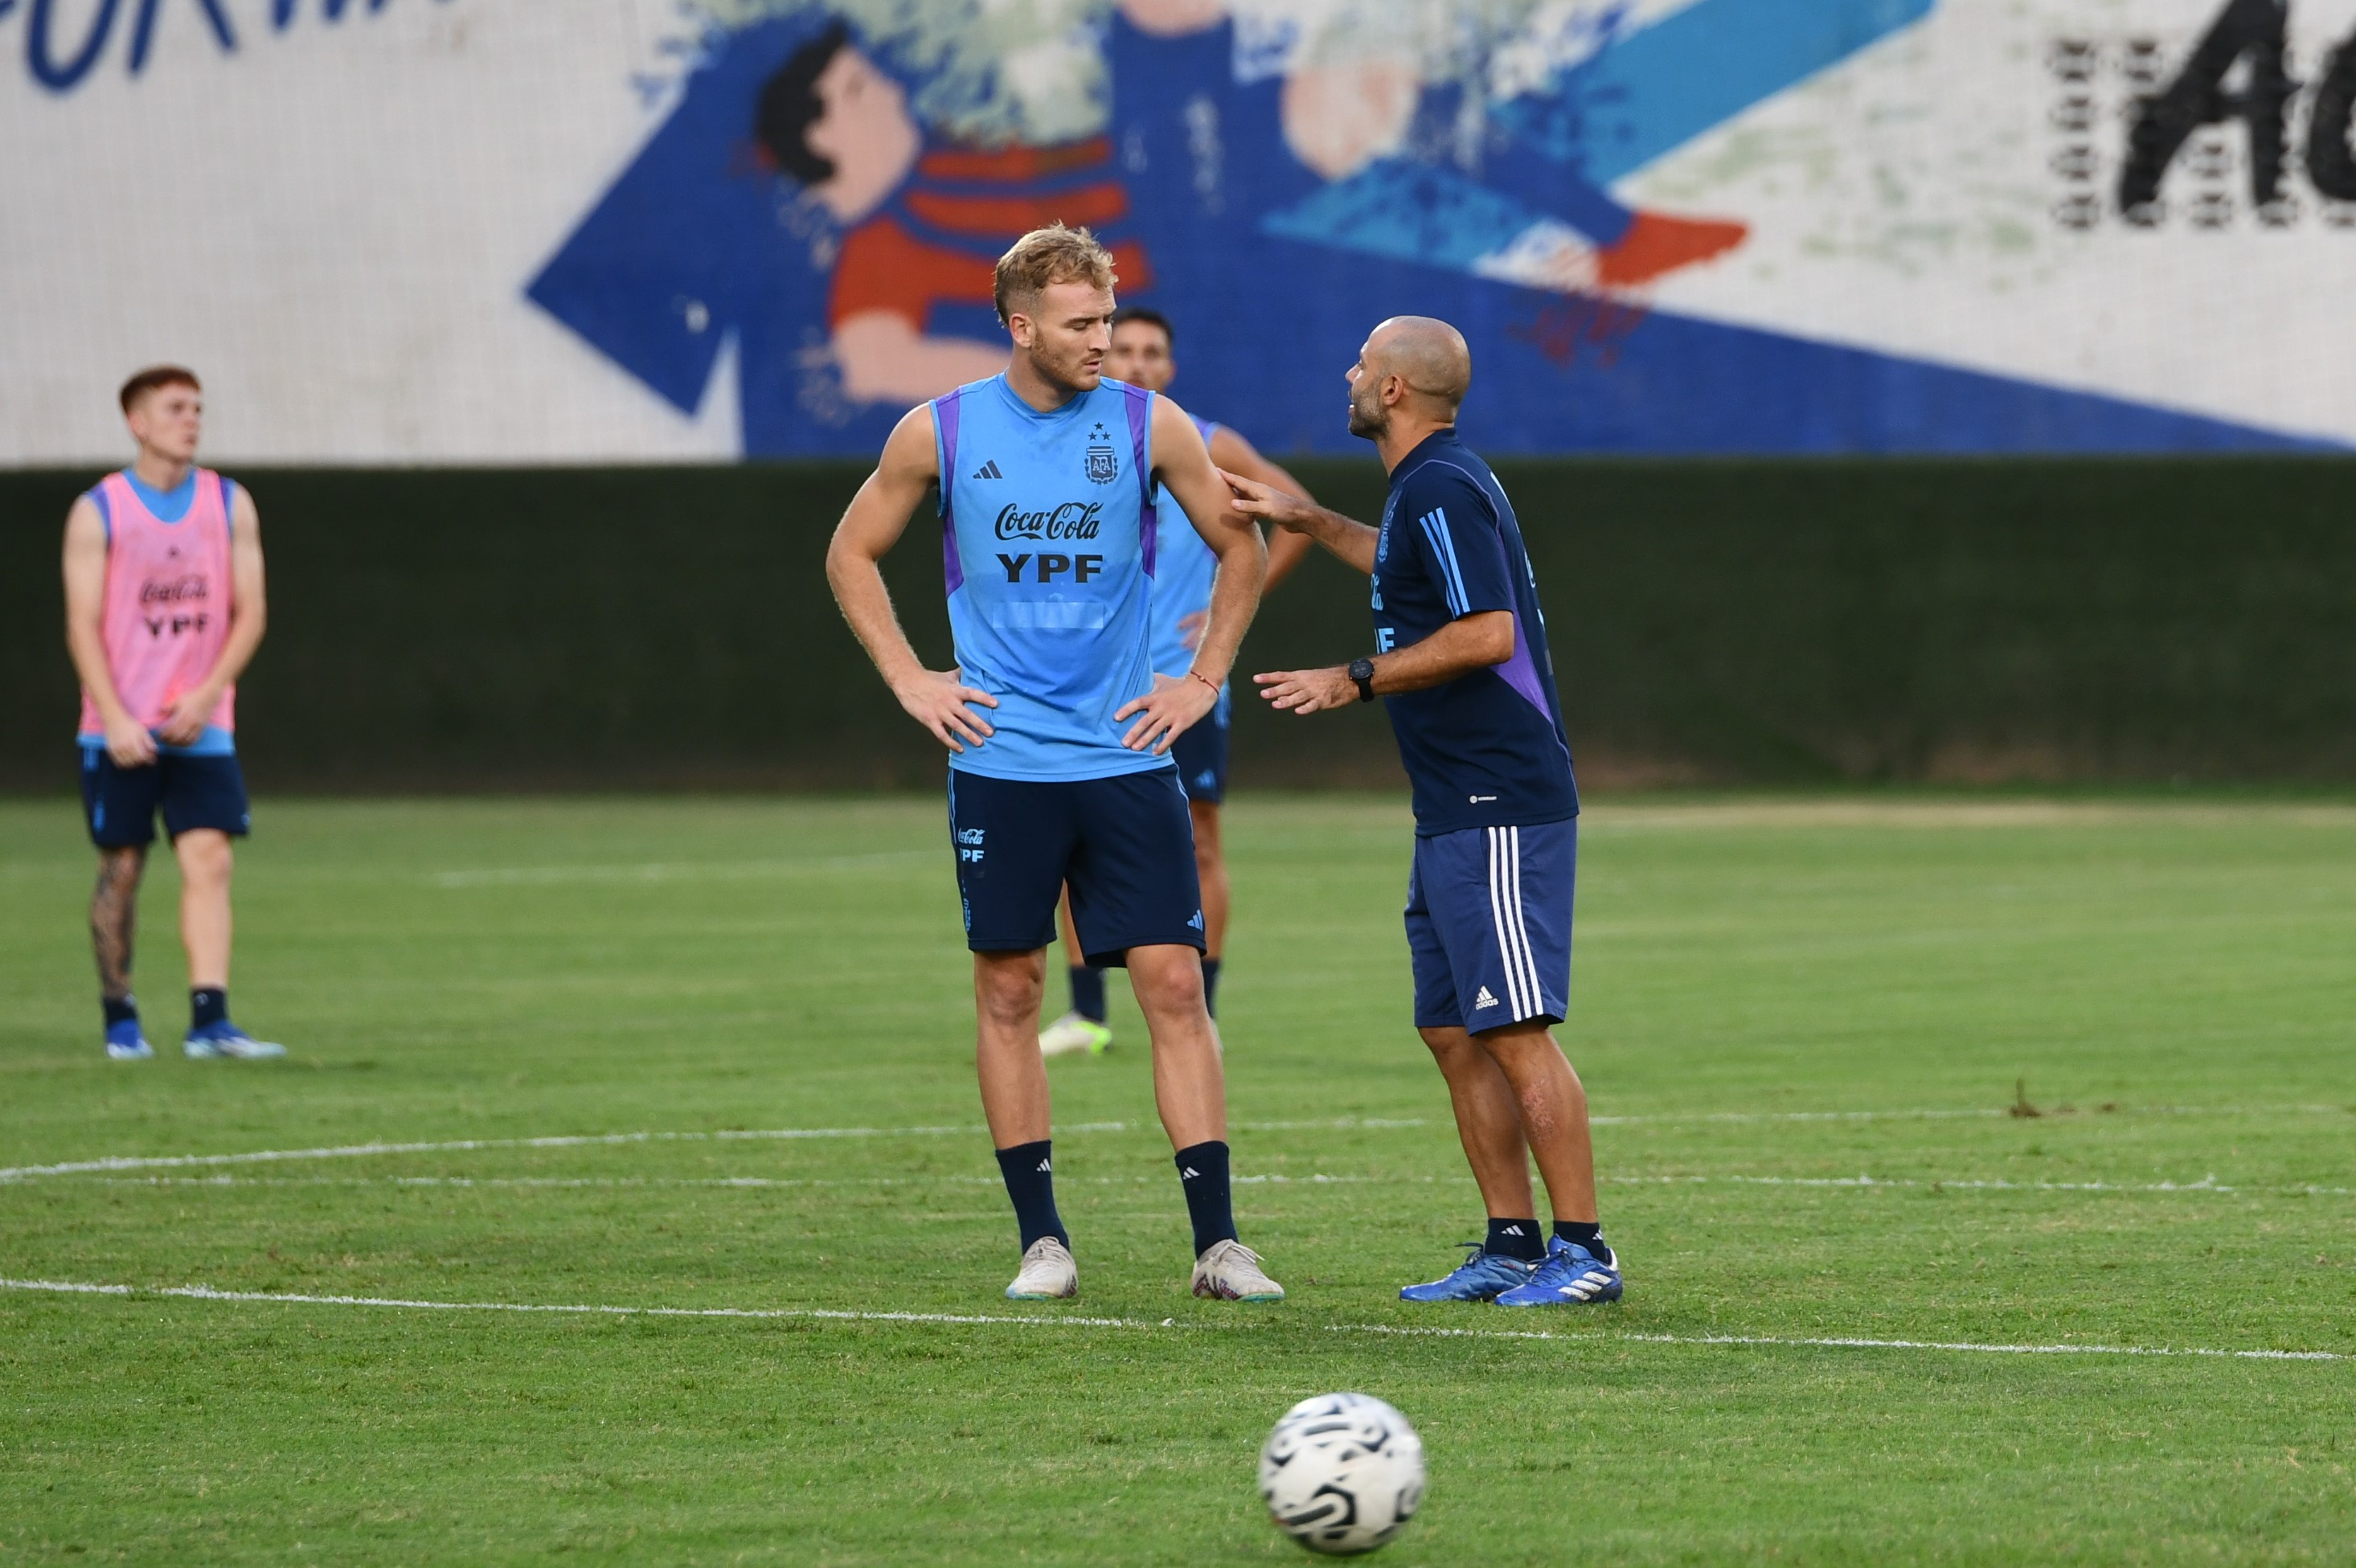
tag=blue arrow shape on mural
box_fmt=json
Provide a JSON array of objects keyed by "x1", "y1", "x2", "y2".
[{"x1": 1264, "y1": 0, "x2": 1935, "y2": 267}]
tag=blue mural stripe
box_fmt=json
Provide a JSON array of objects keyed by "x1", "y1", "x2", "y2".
[
  {"x1": 1264, "y1": 0, "x2": 1934, "y2": 266},
  {"x1": 1571, "y1": 0, "x2": 1936, "y2": 184},
  {"x1": 1261, "y1": 160, "x2": 1549, "y2": 272}
]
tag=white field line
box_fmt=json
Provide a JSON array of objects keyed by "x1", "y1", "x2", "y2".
[
  {"x1": 79, "y1": 1173, "x2": 1390, "y2": 1189},
  {"x1": 427, "y1": 851, "x2": 934, "y2": 887},
  {"x1": 0, "y1": 1120, "x2": 1416, "y2": 1184},
  {"x1": 70, "y1": 1171, "x2": 2356, "y2": 1199},
  {"x1": 1582, "y1": 800, "x2": 2356, "y2": 833},
  {"x1": 0, "y1": 1276, "x2": 2340, "y2": 1365},
  {"x1": 6, "y1": 1103, "x2": 2343, "y2": 1185},
  {"x1": 1608, "y1": 1173, "x2": 2356, "y2": 1197}
]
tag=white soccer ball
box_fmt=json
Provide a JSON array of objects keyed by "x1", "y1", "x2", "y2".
[{"x1": 1257, "y1": 1392, "x2": 1425, "y2": 1556}]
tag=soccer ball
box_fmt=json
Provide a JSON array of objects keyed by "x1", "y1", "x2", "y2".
[{"x1": 1257, "y1": 1393, "x2": 1425, "y2": 1556}]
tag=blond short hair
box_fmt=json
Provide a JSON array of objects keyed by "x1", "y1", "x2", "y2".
[{"x1": 994, "y1": 224, "x2": 1117, "y2": 325}]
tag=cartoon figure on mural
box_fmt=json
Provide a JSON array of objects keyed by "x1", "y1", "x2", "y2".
[
  {"x1": 529, "y1": 0, "x2": 1950, "y2": 456},
  {"x1": 752, "y1": 20, "x2": 1155, "y2": 407}
]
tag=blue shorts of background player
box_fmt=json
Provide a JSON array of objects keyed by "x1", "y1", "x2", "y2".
[
  {"x1": 1406, "y1": 819, "x2": 1573, "y2": 1031},
  {"x1": 1169, "y1": 682, "x2": 1230, "y2": 805},
  {"x1": 80, "y1": 747, "x2": 252, "y2": 847}
]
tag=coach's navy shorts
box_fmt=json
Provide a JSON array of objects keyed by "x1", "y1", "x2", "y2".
[
  {"x1": 948, "y1": 766, "x2": 1205, "y2": 967},
  {"x1": 79, "y1": 747, "x2": 252, "y2": 849},
  {"x1": 1406, "y1": 817, "x2": 1575, "y2": 1032},
  {"x1": 1169, "y1": 684, "x2": 1231, "y2": 805}
]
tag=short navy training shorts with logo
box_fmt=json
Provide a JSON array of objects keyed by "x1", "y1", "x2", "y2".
[
  {"x1": 1405, "y1": 817, "x2": 1575, "y2": 1032},
  {"x1": 1169, "y1": 684, "x2": 1231, "y2": 805},
  {"x1": 80, "y1": 747, "x2": 253, "y2": 849},
  {"x1": 948, "y1": 766, "x2": 1206, "y2": 967}
]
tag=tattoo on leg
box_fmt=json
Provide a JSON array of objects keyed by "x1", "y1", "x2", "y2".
[{"x1": 90, "y1": 848, "x2": 146, "y2": 1001}]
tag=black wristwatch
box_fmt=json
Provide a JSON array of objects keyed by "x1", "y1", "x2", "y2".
[{"x1": 1347, "y1": 657, "x2": 1378, "y2": 705}]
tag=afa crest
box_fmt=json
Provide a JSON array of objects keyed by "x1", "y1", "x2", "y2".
[{"x1": 1085, "y1": 421, "x2": 1119, "y2": 484}]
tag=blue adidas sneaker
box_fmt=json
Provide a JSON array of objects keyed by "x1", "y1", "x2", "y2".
[
  {"x1": 183, "y1": 1022, "x2": 287, "y2": 1061},
  {"x1": 104, "y1": 1018, "x2": 154, "y2": 1061},
  {"x1": 1495, "y1": 1236, "x2": 1624, "y2": 1307},
  {"x1": 1399, "y1": 1244, "x2": 1542, "y2": 1303}
]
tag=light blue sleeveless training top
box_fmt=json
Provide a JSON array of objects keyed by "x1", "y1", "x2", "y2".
[
  {"x1": 1147, "y1": 415, "x2": 1222, "y2": 681},
  {"x1": 932, "y1": 374, "x2": 1167, "y2": 783}
]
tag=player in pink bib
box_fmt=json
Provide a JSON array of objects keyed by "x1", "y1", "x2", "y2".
[{"x1": 62, "y1": 366, "x2": 283, "y2": 1061}]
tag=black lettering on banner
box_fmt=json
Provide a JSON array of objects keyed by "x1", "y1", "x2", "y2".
[
  {"x1": 998, "y1": 553, "x2": 1030, "y2": 583},
  {"x1": 144, "y1": 616, "x2": 164, "y2": 637},
  {"x1": 2119, "y1": 0, "x2": 2293, "y2": 215},
  {"x1": 1039, "y1": 554, "x2": 1071, "y2": 580},
  {"x1": 1076, "y1": 555, "x2": 1103, "y2": 583},
  {"x1": 2309, "y1": 27, "x2": 2356, "y2": 199}
]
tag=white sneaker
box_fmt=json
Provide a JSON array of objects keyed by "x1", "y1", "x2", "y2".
[
  {"x1": 1190, "y1": 1238, "x2": 1285, "y2": 1302},
  {"x1": 1039, "y1": 1011, "x2": 1113, "y2": 1058},
  {"x1": 183, "y1": 1026, "x2": 287, "y2": 1060},
  {"x1": 1006, "y1": 1236, "x2": 1079, "y2": 1300}
]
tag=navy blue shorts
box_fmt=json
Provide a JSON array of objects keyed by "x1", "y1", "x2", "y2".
[
  {"x1": 949, "y1": 766, "x2": 1205, "y2": 967},
  {"x1": 1406, "y1": 818, "x2": 1575, "y2": 1032},
  {"x1": 1169, "y1": 685, "x2": 1230, "y2": 805},
  {"x1": 80, "y1": 748, "x2": 252, "y2": 849}
]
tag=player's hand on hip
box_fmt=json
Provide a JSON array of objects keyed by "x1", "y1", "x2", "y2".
[
  {"x1": 1254, "y1": 665, "x2": 1356, "y2": 715},
  {"x1": 1116, "y1": 672, "x2": 1214, "y2": 755},
  {"x1": 104, "y1": 713, "x2": 158, "y2": 767},
  {"x1": 156, "y1": 688, "x2": 216, "y2": 747},
  {"x1": 893, "y1": 667, "x2": 998, "y2": 754},
  {"x1": 1218, "y1": 468, "x2": 1313, "y2": 533}
]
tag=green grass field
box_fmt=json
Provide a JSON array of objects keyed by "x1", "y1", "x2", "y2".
[{"x1": 4, "y1": 794, "x2": 2354, "y2": 1565}]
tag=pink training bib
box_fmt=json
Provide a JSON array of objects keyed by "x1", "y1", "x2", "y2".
[{"x1": 76, "y1": 469, "x2": 237, "y2": 739}]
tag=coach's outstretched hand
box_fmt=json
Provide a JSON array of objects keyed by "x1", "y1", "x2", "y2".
[
  {"x1": 894, "y1": 666, "x2": 998, "y2": 754},
  {"x1": 1117, "y1": 671, "x2": 1218, "y2": 755},
  {"x1": 1254, "y1": 665, "x2": 1358, "y2": 715},
  {"x1": 1219, "y1": 468, "x2": 1313, "y2": 533}
]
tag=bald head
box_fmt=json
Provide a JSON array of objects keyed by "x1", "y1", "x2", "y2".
[{"x1": 1366, "y1": 316, "x2": 1471, "y2": 415}]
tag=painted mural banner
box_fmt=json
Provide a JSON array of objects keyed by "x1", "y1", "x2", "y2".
[{"x1": 5, "y1": 0, "x2": 2354, "y2": 461}]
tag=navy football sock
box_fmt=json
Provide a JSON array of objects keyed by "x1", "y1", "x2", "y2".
[
  {"x1": 190, "y1": 988, "x2": 227, "y2": 1032},
  {"x1": 1200, "y1": 957, "x2": 1222, "y2": 1019},
  {"x1": 1067, "y1": 964, "x2": 1108, "y2": 1024},
  {"x1": 1554, "y1": 1219, "x2": 1612, "y2": 1267},
  {"x1": 1174, "y1": 1140, "x2": 1237, "y2": 1257},
  {"x1": 994, "y1": 1140, "x2": 1068, "y2": 1251},
  {"x1": 103, "y1": 995, "x2": 139, "y2": 1029},
  {"x1": 1486, "y1": 1216, "x2": 1546, "y2": 1262}
]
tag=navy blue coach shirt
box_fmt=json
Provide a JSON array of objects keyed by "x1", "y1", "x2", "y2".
[{"x1": 1371, "y1": 429, "x2": 1580, "y2": 835}]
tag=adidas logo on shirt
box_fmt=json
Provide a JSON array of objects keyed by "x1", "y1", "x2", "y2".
[
  {"x1": 973, "y1": 460, "x2": 1004, "y2": 480},
  {"x1": 1473, "y1": 985, "x2": 1501, "y2": 1010}
]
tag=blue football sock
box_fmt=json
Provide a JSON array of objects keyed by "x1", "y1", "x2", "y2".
[
  {"x1": 1068, "y1": 964, "x2": 1107, "y2": 1024},
  {"x1": 1487, "y1": 1216, "x2": 1546, "y2": 1262},
  {"x1": 994, "y1": 1140, "x2": 1068, "y2": 1251},
  {"x1": 1200, "y1": 957, "x2": 1222, "y2": 1019},
  {"x1": 1175, "y1": 1140, "x2": 1237, "y2": 1257}
]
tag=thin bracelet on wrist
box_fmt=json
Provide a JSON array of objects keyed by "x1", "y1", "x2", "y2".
[{"x1": 1189, "y1": 670, "x2": 1219, "y2": 694}]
